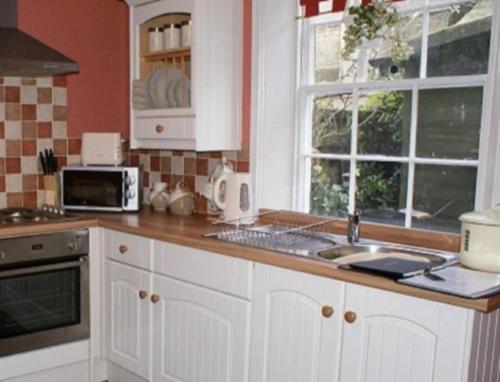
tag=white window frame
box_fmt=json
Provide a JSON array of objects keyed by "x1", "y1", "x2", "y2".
[{"x1": 251, "y1": 0, "x2": 500, "y2": 223}]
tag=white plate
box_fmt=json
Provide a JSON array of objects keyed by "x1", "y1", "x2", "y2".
[
  {"x1": 153, "y1": 67, "x2": 184, "y2": 109},
  {"x1": 166, "y1": 79, "x2": 177, "y2": 108},
  {"x1": 145, "y1": 69, "x2": 161, "y2": 107},
  {"x1": 174, "y1": 78, "x2": 191, "y2": 108}
]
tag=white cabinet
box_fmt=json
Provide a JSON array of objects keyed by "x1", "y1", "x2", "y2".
[
  {"x1": 103, "y1": 230, "x2": 253, "y2": 382},
  {"x1": 151, "y1": 274, "x2": 251, "y2": 382},
  {"x1": 126, "y1": 0, "x2": 242, "y2": 151},
  {"x1": 339, "y1": 284, "x2": 471, "y2": 382},
  {"x1": 250, "y1": 264, "x2": 473, "y2": 382},
  {"x1": 250, "y1": 264, "x2": 345, "y2": 382},
  {"x1": 105, "y1": 261, "x2": 152, "y2": 380}
]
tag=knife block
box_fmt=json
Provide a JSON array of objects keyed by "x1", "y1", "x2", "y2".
[{"x1": 43, "y1": 174, "x2": 60, "y2": 207}]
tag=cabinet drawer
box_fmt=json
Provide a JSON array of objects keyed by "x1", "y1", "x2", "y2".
[
  {"x1": 104, "y1": 229, "x2": 153, "y2": 271},
  {"x1": 153, "y1": 240, "x2": 253, "y2": 299},
  {"x1": 135, "y1": 116, "x2": 195, "y2": 140}
]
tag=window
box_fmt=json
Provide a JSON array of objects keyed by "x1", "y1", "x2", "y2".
[{"x1": 296, "y1": 0, "x2": 494, "y2": 233}]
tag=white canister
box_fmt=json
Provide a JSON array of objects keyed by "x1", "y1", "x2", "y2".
[
  {"x1": 459, "y1": 209, "x2": 500, "y2": 273},
  {"x1": 164, "y1": 24, "x2": 181, "y2": 50},
  {"x1": 181, "y1": 20, "x2": 192, "y2": 47},
  {"x1": 148, "y1": 27, "x2": 164, "y2": 52}
]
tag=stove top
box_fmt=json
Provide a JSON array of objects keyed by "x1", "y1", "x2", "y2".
[{"x1": 0, "y1": 206, "x2": 78, "y2": 225}]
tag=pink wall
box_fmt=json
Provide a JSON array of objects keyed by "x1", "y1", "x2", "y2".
[
  {"x1": 18, "y1": 0, "x2": 251, "y2": 144},
  {"x1": 18, "y1": 0, "x2": 129, "y2": 138}
]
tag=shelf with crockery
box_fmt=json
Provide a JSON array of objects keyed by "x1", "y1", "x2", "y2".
[
  {"x1": 132, "y1": 13, "x2": 192, "y2": 112},
  {"x1": 126, "y1": 0, "x2": 242, "y2": 151}
]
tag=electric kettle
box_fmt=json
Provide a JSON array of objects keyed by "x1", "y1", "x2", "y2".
[{"x1": 213, "y1": 173, "x2": 254, "y2": 225}]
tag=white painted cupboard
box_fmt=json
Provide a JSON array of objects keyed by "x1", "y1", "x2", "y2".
[
  {"x1": 125, "y1": 0, "x2": 242, "y2": 151},
  {"x1": 102, "y1": 230, "x2": 475, "y2": 382},
  {"x1": 103, "y1": 229, "x2": 252, "y2": 382}
]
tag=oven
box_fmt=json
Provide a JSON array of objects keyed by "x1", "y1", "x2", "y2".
[
  {"x1": 0, "y1": 230, "x2": 89, "y2": 357},
  {"x1": 61, "y1": 166, "x2": 141, "y2": 212}
]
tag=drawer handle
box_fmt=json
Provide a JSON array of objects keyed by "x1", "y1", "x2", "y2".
[
  {"x1": 344, "y1": 311, "x2": 357, "y2": 324},
  {"x1": 151, "y1": 294, "x2": 160, "y2": 304},
  {"x1": 322, "y1": 306, "x2": 334, "y2": 318},
  {"x1": 138, "y1": 290, "x2": 148, "y2": 300},
  {"x1": 155, "y1": 124, "x2": 165, "y2": 133},
  {"x1": 118, "y1": 245, "x2": 128, "y2": 254}
]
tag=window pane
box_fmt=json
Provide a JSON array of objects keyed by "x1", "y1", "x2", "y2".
[
  {"x1": 312, "y1": 94, "x2": 352, "y2": 154},
  {"x1": 412, "y1": 165, "x2": 476, "y2": 233},
  {"x1": 310, "y1": 159, "x2": 350, "y2": 216},
  {"x1": 427, "y1": 0, "x2": 492, "y2": 77},
  {"x1": 367, "y1": 13, "x2": 423, "y2": 81},
  {"x1": 416, "y1": 87, "x2": 482, "y2": 159},
  {"x1": 358, "y1": 90, "x2": 412, "y2": 156},
  {"x1": 355, "y1": 161, "x2": 408, "y2": 227},
  {"x1": 315, "y1": 24, "x2": 342, "y2": 83}
]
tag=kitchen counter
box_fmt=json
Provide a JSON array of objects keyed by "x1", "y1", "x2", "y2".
[{"x1": 1, "y1": 209, "x2": 499, "y2": 313}]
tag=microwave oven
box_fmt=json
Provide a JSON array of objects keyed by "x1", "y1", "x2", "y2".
[{"x1": 61, "y1": 166, "x2": 142, "y2": 212}]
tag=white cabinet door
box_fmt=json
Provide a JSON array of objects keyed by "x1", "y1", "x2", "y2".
[
  {"x1": 339, "y1": 284, "x2": 472, "y2": 382},
  {"x1": 151, "y1": 274, "x2": 251, "y2": 382},
  {"x1": 250, "y1": 264, "x2": 345, "y2": 382},
  {"x1": 105, "y1": 261, "x2": 152, "y2": 380}
]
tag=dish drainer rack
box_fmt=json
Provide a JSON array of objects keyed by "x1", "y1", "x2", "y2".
[{"x1": 205, "y1": 210, "x2": 346, "y2": 257}]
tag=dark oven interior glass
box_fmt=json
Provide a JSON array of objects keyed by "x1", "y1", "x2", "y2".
[
  {"x1": 63, "y1": 170, "x2": 123, "y2": 208},
  {"x1": 0, "y1": 268, "x2": 81, "y2": 339}
]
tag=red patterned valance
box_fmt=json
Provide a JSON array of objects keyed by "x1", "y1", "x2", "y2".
[{"x1": 300, "y1": 0, "x2": 402, "y2": 18}]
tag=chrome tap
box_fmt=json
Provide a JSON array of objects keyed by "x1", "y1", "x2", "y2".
[{"x1": 347, "y1": 209, "x2": 361, "y2": 244}]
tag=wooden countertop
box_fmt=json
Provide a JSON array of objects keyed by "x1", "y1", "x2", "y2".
[{"x1": 2, "y1": 209, "x2": 499, "y2": 313}]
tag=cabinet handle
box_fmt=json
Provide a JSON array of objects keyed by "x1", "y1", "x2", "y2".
[
  {"x1": 118, "y1": 244, "x2": 128, "y2": 254},
  {"x1": 322, "y1": 306, "x2": 334, "y2": 318},
  {"x1": 138, "y1": 290, "x2": 148, "y2": 300},
  {"x1": 344, "y1": 311, "x2": 357, "y2": 324},
  {"x1": 155, "y1": 124, "x2": 165, "y2": 133},
  {"x1": 151, "y1": 294, "x2": 160, "y2": 304}
]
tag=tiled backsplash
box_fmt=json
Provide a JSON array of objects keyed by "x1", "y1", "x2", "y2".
[
  {"x1": 128, "y1": 142, "x2": 250, "y2": 213},
  {"x1": 0, "y1": 76, "x2": 250, "y2": 213},
  {"x1": 0, "y1": 76, "x2": 80, "y2": 208}
]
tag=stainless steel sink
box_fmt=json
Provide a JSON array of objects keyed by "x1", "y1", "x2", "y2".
[{"x1": 316, "y1": 243, "x2": 458, "y2": 267}]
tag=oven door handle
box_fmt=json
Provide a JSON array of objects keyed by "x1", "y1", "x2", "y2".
[{"x1": 0, "y1": 257, "x2": 88, "y2": 278}]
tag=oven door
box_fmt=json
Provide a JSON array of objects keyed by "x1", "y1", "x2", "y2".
[
  {"x1": 61, "y1": 168, "x2": 124, "y2": 211},
  {"x1": 0, "y1": 257, "x2": 89, "y2": 357}
]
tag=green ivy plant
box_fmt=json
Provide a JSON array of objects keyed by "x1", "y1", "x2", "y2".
[{"x1": 341, "y1": 0, "x2": 413, "y2": 62}]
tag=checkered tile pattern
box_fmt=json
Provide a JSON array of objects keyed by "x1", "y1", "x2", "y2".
[{"x1": 0, "y1": 76, "x2": 79, "y2": 208}]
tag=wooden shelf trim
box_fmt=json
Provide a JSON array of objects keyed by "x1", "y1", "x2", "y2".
[{"x1": 143, "y1": 47, "x2": 191, "y2": 62}]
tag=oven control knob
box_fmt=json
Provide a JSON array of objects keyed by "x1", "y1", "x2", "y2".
[
  {"x1": 68, "y1": 240, "x2": 78, "y2": 252},
  {"x1": 126, "y1": 189, "x2": 136, "y2": 199},
  {"x1": 125, "y1": 176, "x2": 136, "y2": 186}
]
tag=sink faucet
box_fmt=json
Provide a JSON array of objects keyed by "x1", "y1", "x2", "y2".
[{"x1": 347, "y1": 209, "x2": 361, "y2": 244}]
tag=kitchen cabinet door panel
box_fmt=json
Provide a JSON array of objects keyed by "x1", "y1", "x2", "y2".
[
  {"x1": 250, "y1": 264, "x2": 344, "y2": 382},
  {"x1": 339, "y1": 283, "x2": 471, "y2": 382},
  {"x1": 106, "y1": 261, "x2": 152, "y2": 380},
  {"x1": 152, "y1": 274, "x2": 251, "y2": 382}
]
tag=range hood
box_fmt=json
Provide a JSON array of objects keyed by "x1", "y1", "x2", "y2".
[{"x1": 0, "y1": 0, "x2": 79, "y2": 77}]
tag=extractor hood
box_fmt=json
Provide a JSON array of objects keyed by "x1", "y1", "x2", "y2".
[{"x1": 0, "y1": 0, "x2": 79, "y2": 77}]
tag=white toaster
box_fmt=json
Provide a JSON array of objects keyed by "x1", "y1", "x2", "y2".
[{"x1": 81, "y1": 133, "x2": 124, "y2": 166}]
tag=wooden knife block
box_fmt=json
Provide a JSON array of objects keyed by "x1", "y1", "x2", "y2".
[{"x1": 43, "y1": 174, "x2": 60, "y2": 207}]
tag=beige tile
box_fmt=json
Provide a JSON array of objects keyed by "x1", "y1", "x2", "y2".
[
  {"x1": 36, "y1": 77, "x2": 53, "y2": 87},
  {"x1": 0, "y1": 193, "x2": 6, "y2": 209},
  {"x1": 195, "y1": 175, "x2": 209, "y2": 194},
  {"x1": 52, "y1": 121, "x2": 67, "y2": 138},
  {"x1": 53, "y1": 87, "x2": 67, "y2": 106},
  {"x1": 6, "y1": 174, "x2": 22, "y2": 193},
  {"x1": 5, "y1": 122, "x2": 22, "y2": 139},
  {"x1": 36, "y1": 138, "x2": 53, "y2": 152},
  {"x1": 4, "y1": 77, "x2": 21, "y2": 86},
  {"x1": 160, "y1": 150, "x2": 173, "y2": 157},
  {"x1": 0, "y1": 141, "x2": 5, "y2": 157},
  {"x1": 21, "y1": 86, "x2": 37, "y2": 104},
  {"x1": 0, "y1": 103, "x2": 4, "y2": 121},
  {"x1": 222, "y1": 150, "x2": 238, "y2": 161},
  {"x1": 37, "y1": 105, "x2": 53, "y2": 122},
  {"x1": 67, "y1": 155, "x2": 81, "y2": 166},
  {"x1": 139, "y1": 154, "x2": 150, "y2": 171},
  {"x1": 183, "y1": 151, "x2": 196, "y2": 158},
  {"x1": 150, "y1": 171, "x2": 161, "y2": 185},
  {"x1": 172, "y1": 156, "x2": 184, "y2": 175},
  {"x1": 21, "y1": 156, "x2": 38, "y2": 174}
]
